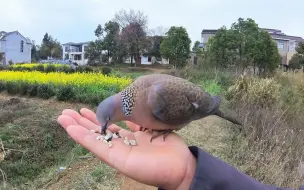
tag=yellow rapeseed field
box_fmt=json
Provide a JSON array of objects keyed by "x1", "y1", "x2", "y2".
[
  {"x1": 11, "y1": 63, "x2": 67, "y2": 68},
  {"x1": 0, "y1": 71, "x2": 131, "y2": 90}
]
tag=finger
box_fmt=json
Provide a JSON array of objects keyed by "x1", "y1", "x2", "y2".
[
  {"x1": 62, "y1": 109, "x2": 100, "y2": 131},
  {"x1": 57, "y1": 115, "x2": 79, "y2": 130},
  {"x1": 62, "y1": 109, "x2": 82, "y2": 122},
  {"x1": 65, "y1": 125, "x2": 134, "y2": 170},
  {"x1": 79, "y1": 108, "x2": 100, "y2": 125}
]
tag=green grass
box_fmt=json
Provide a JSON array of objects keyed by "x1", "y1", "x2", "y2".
[{"x1": 0, "y1": 97, "x2": 91, "y2": 188}]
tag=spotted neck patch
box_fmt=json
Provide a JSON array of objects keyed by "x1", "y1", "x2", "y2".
[{"x1": 121, "y1": 87, "x2": 136, "y2": 116}]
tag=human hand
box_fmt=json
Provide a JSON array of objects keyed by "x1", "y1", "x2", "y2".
[{"x1": 57, "y1": 108, "x2": 197, "y2": 190}]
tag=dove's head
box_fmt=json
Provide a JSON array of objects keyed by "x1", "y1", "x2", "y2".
[{"x1": 96, "y1": 93, "x2": 124, "y2": 134}]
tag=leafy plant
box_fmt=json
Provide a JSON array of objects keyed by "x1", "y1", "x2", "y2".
[{"x1": 37, "y1": 84, "x2": 56, "y2": 99}]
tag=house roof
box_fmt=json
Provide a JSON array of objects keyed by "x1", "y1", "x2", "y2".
[
  {"x1": 0, "y1": 31, "x2": 32, "y2": 44},
  {"x1": 201, "y1": 29, "x2": 218, "y2": 34},
  {"x1": 201, "y1": 28, "x2": 304, "y2": 42},
  {"x1": 62, "y1": 41, "x2": 91, "y2": 46}
]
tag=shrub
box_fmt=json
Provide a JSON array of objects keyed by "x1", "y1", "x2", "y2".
[
  {"x1": 28, "y1": 83, "x2": 39, "y2": 97},
  {"x1": 56, "y1": 85, "x2": 75, "y2": 101},
  {"x1": 102, "y1": 66, "x2": 112, "y2": 75},
  {"x1": 0, "y1": 81, "x2": 6, "y2": 92},
  {"x1": 6, "y1": 81, "x2": 20, "y2": 94},
  {"x1": 19, "y1": 82, "x2": 31, "y2": 95},
  {"x1": 225, "y1": 75, "x2": 281, "y2": 107},
  {"x1": 37, "y1": 84, "x2": 56, "y2": 99},
  {"x1": 55, "y1": 65, "x2": 70, "y2": 73},
  {"x1": 32, "y1": 65, "x2": 45, "y2": 72},
  {"x1": 0, "y1": 65, "x2": 7, "y2": 70},
  {"x1": 45, "y1": 65, "x2": 57, "y2": 73},
  {"x1": 83, "y1": 65, "x2": 94, "y2": 72}
]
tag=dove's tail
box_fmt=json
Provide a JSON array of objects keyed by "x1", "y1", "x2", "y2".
[{"x1": 214, "y1": 109, "x2": 243, "y2": 126}]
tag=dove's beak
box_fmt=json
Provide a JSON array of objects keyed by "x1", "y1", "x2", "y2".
[{"x1": 101, "y1": 120, "x2": 108, "y2": 135}]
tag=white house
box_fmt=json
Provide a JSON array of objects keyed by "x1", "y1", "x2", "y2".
[
  {"x1": 62, "y1": 41, "x2": 91, "y2": 65},
  {"x1": 0, "y1": 31, "x2": 32, "y2": 65}
]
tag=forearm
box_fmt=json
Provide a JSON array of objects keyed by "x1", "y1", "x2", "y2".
[
  {"x1": 160, "y1": 146, "x2": 301, "y2": 190},
  {"x1": 187, "y1": 146, "x2": 297, "y2": 190}
]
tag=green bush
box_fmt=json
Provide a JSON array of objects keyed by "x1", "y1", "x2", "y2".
[
  {"x1": 102, "y1": 66, "x2": 112, "y2": 75},
  {"x1": 45, "y1": 65, "x2": 57, "y2": 73},
  {"x1": 83, "y1": 65, "x2": 94, "y2": 72},
  {"x1": 0, "y1": 65, "x2": 7, "y2": 70},
  {"x1": 32, "y1": 65, "x2": 45, "y2": 72},
  {"x1": 58, "y1": 66, "x2": 74, "y2": 73},
  {"x1": 56, "y1": 85, "x2": 75, "y2": 101},
  {"x1": 75, "y1": 91, "x2": 106, "y2": 106},
  {"x1": 28, "y1": 83, "x2": 39, "y2": 97},
  {"x1": 0, "y1": 81, "x2": 6, "y2": 92},
  {"x1": 19, "y1": 82, "x2": 31, "y2": 95},
  {"x1": 6, "y1": 81, "x2": 20, "y2": 94},
  {"x1": 37, "y1": 84, "x2": 56, "y2": 99}
]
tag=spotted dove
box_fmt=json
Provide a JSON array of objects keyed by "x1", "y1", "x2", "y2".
[{"x1": 96, "y1": 73, "x2": 243, "y2": 142}]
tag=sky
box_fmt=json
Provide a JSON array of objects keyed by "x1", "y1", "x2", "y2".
[{"x1": 0, "y1": 0, "x2": 303, "y2": 47}]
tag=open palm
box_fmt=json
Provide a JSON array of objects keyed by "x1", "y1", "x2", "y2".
[{"x1": 57, "y1": 108, "x2": 196, "y2": 190}]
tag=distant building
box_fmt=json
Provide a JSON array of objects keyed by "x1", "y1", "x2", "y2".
[
  {"x1": 0, "y1": 31, "x2": 32, "y2": 65},
  {"x1": 62, "y1": 41, "x2": 90, "y2": 65},
  {"x1": 201, "y1": 28, "x2": 304, "y2": 66}
]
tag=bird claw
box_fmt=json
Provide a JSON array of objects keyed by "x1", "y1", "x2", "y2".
[{"x1": 150, "y1": 129, "x2": 174, "y2": 143}]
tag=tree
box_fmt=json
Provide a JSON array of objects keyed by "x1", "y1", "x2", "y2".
[
  {"x1": 203, "y1": 26, "x2": 236, "y2": 68},
  {"x1": 203, "y1": 17, "x2": 281, "y2": 74},
  {"x1": 296, "y1": 41, "x2": 304, "y2": 55},
  {"x1": 143, "y1": 36, "x2": 164, "y2": 59},
  {"x1": 84, "y1": 40, "x2": 104, "y2": 65},
  {"x1": 288, "y1": 42, "x2": 304, "y2": 72},
  {"x1": 39, "y1": 33, "x2": 62, "y2": 59},
  {"x1": 192, "y1": 41, "x2": 203, "y2": 57},
  {"x1": 160, "y1": 26, "x2": 191, "y2": 68},
  {"x1": 91, "y1": 21, "x2": 120, "y2": 62},
  {"x1": 289, "y1": 53, "x2": 304, "y2": 71},
  {"x1": 230, "y1": 18, "x2": 260, "y2": 71},
  {"x1": 114, "y1": 9, "x2": 148, "y2": 66},
  {"x1": 31, "y1": 40, "x2": 40, "y2": 62},
  {"x1": 103, "y1": 21, "x2": 120, "y2": 63},
  {"x1": 254, "y1": 30, "x2": 281, "y2": 75}
]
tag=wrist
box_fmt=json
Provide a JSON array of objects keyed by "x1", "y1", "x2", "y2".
[{"x1": 176, "y1": 152, "x2": 197, "y2": 190}]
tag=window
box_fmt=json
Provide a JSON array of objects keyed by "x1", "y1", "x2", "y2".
[
  {"x1": 65, "y1": 46, "x2": 70, "y2": 52},
  {"x1": 84, "y1": 45, "x2": 88, "y2": 52},
  {"x1": 20, "y1": 40, "x2": 24, "y2": 52},
  {"x1": 289, "y1": 41, "x2": 296, "y2": 52},
  {"x1": 277, "y1": 41, "x2": 284, "y2": 49},
  {"x1": 65, "y1": 54, "x2": 69, "y2": 60}
]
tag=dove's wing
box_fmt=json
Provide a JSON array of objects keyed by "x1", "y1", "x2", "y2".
[{"x1": 146, "y1": 77, "x2": 218, "y2": 126}]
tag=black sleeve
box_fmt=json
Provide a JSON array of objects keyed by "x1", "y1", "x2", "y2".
[{"x1": 158, "y1": 146, "x2": 302, "y2": 190}]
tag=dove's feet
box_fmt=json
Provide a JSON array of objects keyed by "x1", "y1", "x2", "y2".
[
  {"x1": 139, "y1": 126, "x2": 148, "y2": 131},
  {"x1": 150, "y1": 129, "x2": 174, "y2": 143}
]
